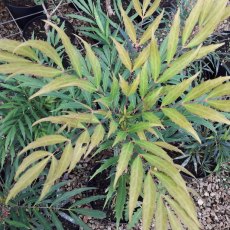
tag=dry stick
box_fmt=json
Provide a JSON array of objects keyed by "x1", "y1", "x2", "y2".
[{"x1": 105, "y1": 0, "x2": 115, "y2": 16}]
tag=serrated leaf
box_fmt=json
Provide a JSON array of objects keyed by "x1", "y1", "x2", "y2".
[
  {"x1": 30, "y1": 75, "x2": 97, "y2": 99},
  {"x1": 19, "y1": 135, "x2": 68, "y2": 155},
  {"x1": 155, "y1": 196, "x2": 167, "y2": 230},
  {"x1": 133, "y1": 45, "x2": 150, "y2": 71},
  {"x1": 78, "y1": 38, "x2": 101, "y2": 87},
  {"x1": 129, "y1": 157, "x2": 143, "y2": 220},
  {"x1": 184, "y1": 104, "x2": 230, "y2": 125},
  {"x1": 15, "y1": 40, "x2": 64, "y2": 69},
  {"x1": 165, "y1": 196, "x2": 200, "y2": 230},
  {"x1": 39, "y1": 156, "x2": 58, "y2": 201},
  {"x1": 132, "y1": 0, "x2": 142, "y2": 17},
  {"x1": 167, "y1": 9, "x2": 180, "y2": 63},
  {"x1": 139, "y1": 10, "x2": 164, "y2": 45},
  {"x1": 108, "y1": 120, "x2": 118, "y2": 138},
  {"x1": 162, "y1": 108, "x2": 201, "y2": 143},
  {"x1": 182, "y1": 0, "x2": 203, "y2": 46},
  {"x1": 53, "y1": 141, "x2": 73, "y2": 181},
  {"x1": 207, "y1": 100, "x2": 230, "y2": 112},
  {"x1": 167, "y1": 207, "x2": 183, "y2": 230},
  {"x1": 111, "y1": 38, "x2": 132, "y2": 71},
  {"x1": 162, "y1": 73, "x2": 199, "y2": 106},
  {"x1": 120, "y1": 7, "x2": 137, "y2": 43},
  {"x1": 45, "y1": 21, "x2": 82, "y2": 77},
  {"x1": 145, "y1": 0, "x2": 161, "y2": 18},
  {"x1": 0, "y1": 50, "x2": 31, "y2": 63},
  {"x1": 199, "y1": 0, "x2": 214, "y2": 26},
  {"x1": 69, "y1": 130, "x2": 90, "y2": 172},
  {"x1": 158, "y1": 46, "x2": 201, "y2": 83},
  {"x1": 207, "y1": 82, "x2": 230, "y2": 98},
  {"x1": 143, "y1": 172, "x2": 156, "y2": 230},
  {"x1": 139, "y1": 62, "x2": 149, "y2": 98},
  {"x1": 183, "y1": 76, "x2": 230, "y2": 102},
  {"x1": 85, "y1": 124, "x2": 105, "y2": 157},
  {"x1": 114, "y1": 142, "x2": 133, "y2": 187},
  {"x1": 6, "y1": 157, "x2": 50, "y2": 203},
  {"x1": 154, "y1": 142, "x2": 183, "y2": 154},
  {"x1": 15, "y1": 151, "x2": 50, "y2": 180},
  {"x1": 150, "y1": 36, "x2": 161, "y2": 81}
]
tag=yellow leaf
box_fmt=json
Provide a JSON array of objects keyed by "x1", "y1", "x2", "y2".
[
  {"x1": 128, "y1": 75, "x2": 140, "y2": 96},
  {"x1": 0, "y1": 50, "x2": 31, "y2": 63},
  {"x1": 143, "y1": 87, "x2": 163, "y2": 110},
  {"x1": 139, "y1": 62, "x2": 149, "y2": 98},
  {"x1": 39, "y1": 156, "x2": 58, "y2": 201},
  {"x1": 150, "y1": 36, "x2": 161, "y2": 81},
  {"x1": 114, "y1": 142, "x2": 133, "y2": 187},
  {"x1": 167, "y1": 207, "x2": 183, "y2": 230},
  {"x1": 175, "y1": 164, "x2": 195, "y2": 178},
  {"x1": 154, "y1": 142, "x2": 183, "y2": 154},
  {"x1": 133, "y1": 45, "x2": 150, "y2": 71},
  {"x1": 142, "y1": 172, "x2": 156, "y2": 230},
  {"x1": 221, "y1": 6, "x2": 230, "y2": 21},
  {"x1": 199, "y1": 0, "x2": 214, "y2": 26},
  {"x1": 145, "y1": 0, "x2": 161, "y2": 18},
  {"x1": 182, "y1": 0, "x2": 203, "y2": 46},
  {"x1": 111, "y1": 38, "x2": 132, "y2": 71},
  {"x1": 120, "y1": 7, "x2": 137, "y2": 44},
  {"x1": 6, "y1": 157, "x2": 50, "y2": 204},
  {"x1": 15, "y1": 151, "x2": 51, "y2": 180},
  {"x1": 162, "y1": 73, "x2": 199, "y2": 106},
  {"x1": 196, "y1": 43, "x2": 224, "y2": 60},
  {"x1": 167, "y1": 9, "x2": 180, "y2": 63},
  {"x1": 129, "y1": 157, "x2": 143, "y2": 220},
  {"x1": 30, "y1": 75, "x2": 97, "y2": 99},
  {"x1": 143, "y1": 0, "x2": 151, "y2": 15},
  {"x1": 207, "y1": 82, "x2": 230, "y2": 98},
  {"x1": 184, "y1": 104, "x2": 230, "y2": 125},
  {"x1": 119, "y1": 75, "x2": 130, "y2": 96},
  {"x1": 15, "y1": 40, "x2": 64, "y2": 70},
  {"x1": 139, "y1": 10, "x2": 164, "y2": 45},
  {"x1": 142, "y1": 112, "x2": 164, "y2": 128},
  {"x1": 162, "y1": 108, "x2": 201, "y2": 143},
  {"x1": 108, "y1": 119, "x2": 118, "y2": 138},
  {"x1": 45, "y1": 21, "x2": 82, "y2": 77},
  {"x1": 19, "y1": 135, "x2": 68, "y2": 155},
  {"x1": 155, "y1": 196, "x2": 167, "y2": 230},
  {"x1": 132, "y1": 0, "x2": 142, "y2": 17}
]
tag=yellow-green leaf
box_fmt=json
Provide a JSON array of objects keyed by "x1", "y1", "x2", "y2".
[
  {"x1": 183, "y1": 76, "x2": 230, "y2": 102},
  {"x1": 139, "y1": 10, "x2": 164, "y2": 45},
  {"x1": 114, "y1": 142, "x2": 133, "y2": 187},
  {"x1": 143, "y1": 0, "x2": 151, "y2": 15},
  {"x1": 15, "y1": 40, "x2": 64, "y2": 70},
  {"x1": 150, "y1": 36, "x2": 161, "y2": 81},
  {"x1": 167, "y1": 9, "x2": 180, "y2": 63},
  {"x1": 19, "y1": 135, "x2": 68, "y2": 155},
  {"x1": 162, "y1": 73, "x2": 199, "y2": 106},
  {"x1": 45, "y1": 21, "x2": 82, "y2": 77},
  {"x1": 132, "y1": 0, "x2": 142, "y2": 17},
  {"x1": 30, "y1": 75, "x2": 97, "y2": 99},
  {"x1": 111, "y1": 38, "x2": 132, "y2": 71},
  {"x1": 15, "y1": 151, "x2": 50, "y2": 180},
  {"x1": 199, "y1": 0, "x2": 214, "y2": 26},
  {"x1": 142, "y1": 112, "x2": 164, "y2": 128},
  {"x1": 184, "y1": 104, "x2": 230, "y2": 125},
  {"x1": 155, "y1": 196, "x2": 167, "y2": 230},
  {"x1": 133, "y1": 45, "x2": 150, "y2": 71},
  {"x1": 154, "y1": 142, "x2": 183, "y2": 154},
  {"x1": 145, "y1": 0, "x2": 161, "y2": 18},
  {"x1": 221, "y1": 6, "x2": 230, "y2": 21},
  {"x1": 120, "y1": 7, "x2": 137, "y2": 44},
  {"x1": 6, "y1": 157, "x2": 50, "y2": 204},
  {"x1": 207, "y1": 82, "x2": 230, "y2": 98},
  {"x1": 129, "y1": 157, "x2": 143, "y2": 220},
  {"x1": 129, "y1": 75, "x2": 140, "y2": 96},
  {"x1": 113, "y1": 131, "x2": 127, "y2": 147},
  {"x1": 0, "y1": 50, "x2": 31, "y2": 63},
  {"x1": 196, "y1": 43, "x2": 224, "y2": 60},
  {"x1": 167, "y1": 207, "x2": 183, "y2": 230},
  {"x1": 39, "y1": 156, "x2": 58, "y2": 201},
  {"x1": 143, "y1": 87, "x2": 162, "y2": 110},
  {"x1": 108, "y1": 120, "x2": 118, "y2": 138},
  {"x1": 175, "y1": 164, "x2": 195, "y2": 178},
  {"x1": 182, "y1": 0, "x2": 203, "y2": 46},
  {"x1": 142, "y1": 172, "x2": 156, "y2": 230},
  {"x1": 139, "y1": 62, "x2": 149, "y2": 98},
  {"x1": 85, "y1": 124, "x2": 105, "y2": 157},
  {"x1": 162, "y1": 108, "x2": 201, "y2": 143},
  {"x1": 68, "y1": 130, "x2": 90, "y2": 173},
  {"x1": 119, "y1": 75, "x2": 130, "y2": 96}
]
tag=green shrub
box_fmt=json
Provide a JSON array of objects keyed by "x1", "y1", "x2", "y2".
[{"x1": 0, "y1": 0, "x2": 229, "y2": 229}]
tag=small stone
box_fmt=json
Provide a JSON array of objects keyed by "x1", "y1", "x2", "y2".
[{"x1": 198, "y1": 199, "x2": 204, "y2": 206}]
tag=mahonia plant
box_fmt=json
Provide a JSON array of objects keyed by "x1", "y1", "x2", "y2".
[{"x1": 0, "y1": 0, "x2": 230, "y2": 229}]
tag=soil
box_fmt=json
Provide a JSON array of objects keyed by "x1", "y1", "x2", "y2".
[{"x1": 4, "y1": 0, "x2": 37, "y2": 7}]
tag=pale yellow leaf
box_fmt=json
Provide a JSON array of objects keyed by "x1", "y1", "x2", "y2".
[
  {"x1": 133, "y1": 45, "x2": 150, "y2": 71},
  {"x1": 167, "y1": 207, "x2": 183, "y2": 230},
  {"x1": 108, "y1": 119, "x2": 118, "y2": 138},
  {"x1": 199, "y1": 0, "x2": 214, "y2": 26},
  {"x1": 155, "y1": 196, "x2": 167, "y2": 230},
  {"x1": 143, "y1": 0, "x2": 151, "y2": 15},
  {"x1": 0, "y1": 50, "x2": 31, "y2": 63},
  {"x1": 139, "y1": 62, "x2": 149, "y2": 98},
  {"x1": 132, "y1": 0, "x2": 142, "y2": 17},
  {"x1": 154, "y1": 142, "x2": 183, "y2": 154},
  {"x1": 145, "y1": 0, "x2": 161, "y2": 18},
  {"x1": 207, "y1": 82, "x2": 230, "y2": 98},
  {"x1": 196, "y1": 43, "x2": 224, "y2": 60}
]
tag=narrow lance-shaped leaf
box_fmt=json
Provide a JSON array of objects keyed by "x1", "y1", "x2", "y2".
[
  {"x1": 207, "y1": 82, "x2": 230, "y2": 98},
  {"x1": 68, "y1": 130, "x2": 90, "y2": 173},
  {"x1": 45, "y1": 21, "x2": 82, "y2": 77},
  {"x1": 15, "y1": 151, "x2": 51, "y2": 180},
  {"x1": 128, "y1": 75, "x2": 140, "y2": 96},
  {"x1": 199, "y1": 0, "x2": 214, "y2": 26},
  {"x1": 143, "y1": 87, "x2": 163, "y2": 110},
  {"x1": 182, "y1": 0, "x2": 203, "y2": 46},
  {"x1": 162, "y1": 108, "x2": 201, "y2": 143},
  {"x1": 184, "y1": 104, "x2": 230, "y2": 125},
  {"x1": 161, "y1": 73, "x2": 199, "y2": 106},
  {"x1": 6, "y1": 157, "x2": 50, "y2": 204},
  {"x1": 139, "y1": 62, "x2": 149, "y2": 98},
  {"x1": 133, "y1": 45, "x2": 150, "y2": 71},
  {"x1": 129, "y1": 157, "x2": 143, "y2": 220},
  {"x1": 132, "y1": 0, "x2": 142, "y2": 17},
  {"x1": 19, "y1": 135, "x2": 68, "y2": 155},
  {"x1": 15, "y1": 40, "x2": 64, "y2": 70},
  {"x1": 143, "y1": 0, "x2": 151, "y2": 15},
  {"x1": 120, "y1": 6, "x2": 137, "y2": 44},
  {"x1": 139, "y1": 10, "x2": 164, "y2": 45},
  {"x1": 150, "y1": 36, "x2": 161, "y2": 81},
  {"x1": 111, "y1": 38, "x2": 132, "y2": 72},
  {"x1": 0, "y1": 51, "x2": 31, "y2": 63},
  {"x1": 196, "y1": 43, "x2": 224, "y2": 60},
  {"x1": 78, "y1": 37, "x2": 101, "y2": 88},
  {"x1": 154, "y1": 142, "x2": 183, "y2": 154},
  {"x1": 167, "y1": 9, "x2": 180, "y2": 63},
  {"x1": 207, "y1": 100, "x2": 230, "y2": 112},
  {"x1": 119, "y1": 75, "x2": 130, "y2": 96},
  {"x1": 39, "y1": 156, "x2": 58, "y2": 201},
  {"x1": 145, "y1": 0, "x2": 161, "y2": 18},
  {"x1": 167, "y1": 207, "x2": 183, "y2": 230},
  {"x1": 108, "y1": 119, "x2": 118, "y2": 138},
  {"x1": 114, "y1": 142, "x2": 134, "y2": 187},
  {"x1": 142, "y1": 172, "x2": 156, "y2": 230},
  {"x1": 155, "y1": 196, "x2": 167, "y2": 230}
]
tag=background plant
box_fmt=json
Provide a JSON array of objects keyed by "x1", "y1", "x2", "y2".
[{"x1": 0, "y1": 0, "x2": 229, "y2": 229}]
